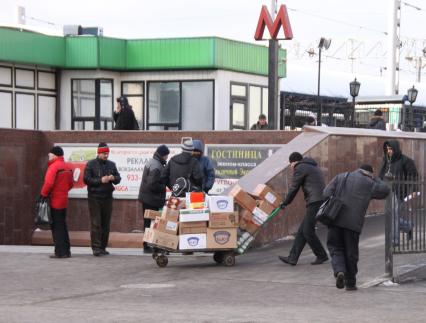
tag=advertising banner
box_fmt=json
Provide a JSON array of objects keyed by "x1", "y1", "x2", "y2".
[
  {"x1": 205, "y1": 144, "x2": 283, "y2": 195},
  {"x1": 60, "y1": 144, "x2": 180, "y2": 199}
]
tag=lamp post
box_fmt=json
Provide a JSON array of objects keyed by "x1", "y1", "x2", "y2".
[
  {"x1": 406, "y1": 85, "x2": 418, "y2": 131},
  {"x1": 316, "y1": 37, "x2": 331, "y2": 126},
  {"x1": 349, "y1": 78, "x2": 361, "y2": 127}
]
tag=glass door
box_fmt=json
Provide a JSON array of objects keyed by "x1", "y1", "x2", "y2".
[{"x1": 230, "y1": 99, "x2": 246, "y2": 130}]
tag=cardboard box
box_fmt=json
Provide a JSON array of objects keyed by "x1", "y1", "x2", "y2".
[
  {"x1": 179, "y1": 233, "x2": 207, "y2": 250},
  {"x1": 207, "y1": 228, "x2": 237, "y2": 249},
  {"x1": 209, "y1": 212, "x2": 239, "y2": 228},
  {"x1": 152, "y1": 217, "x2": 179, "y2": 235},
  {"x1": 144, "y1": 209, "x2": 161, "y2": 220},
  {"x1": 208, "y1": 196, "x2": 234, "y2": 213},
  {"x1": 251, "y1": 184, "x2": 283, "y2": 208},
  {"x1": 179, "y1": 221, "x2": 207, "y2": 234},
  {"x1": 185, "y1": 192, "x2": 206, "y2": 209},
  {"x1": 229, "y1": 185, "x2": 257, "y2": 211},
  {"x1": 239, "y1": 210, "x2": 260, "y2": 235},
  {"x1": 257, "y1": 200, "x2": 275, "y2": 215},
  {"x1": 143, "y1": 228, "x2": 179, "y2": 250},
  {"x1": 179, "y1": 208, "x2": 210, "y2": 222},
  {"x1": 166, "y1": 197, "x2": 185, "y2": 210},
  {"x1": 161, "y1": 207, "x2": 180, "y2": 222}
]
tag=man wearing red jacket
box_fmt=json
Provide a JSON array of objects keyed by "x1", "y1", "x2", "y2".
[{"x1": 40, "y1": 146, "x2": 74, "y2": 258}]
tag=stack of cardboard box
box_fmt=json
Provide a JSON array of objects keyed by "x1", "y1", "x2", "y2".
[
  {"x1": 143, "y1": 193, "x2": 239, "y2": 251},
  {"x1": 229, "y1": 184, "x2": 282, "y2": 253}
]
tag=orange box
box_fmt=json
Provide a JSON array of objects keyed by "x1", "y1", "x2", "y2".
[
  {"x1": 206, "y1": 228, "x2": 237, "y2": 249},
  {"x1": 239, "y1": 209, "x2": 260, "y2": 235},
  {"x1": 256, "y1": 200, "x2": 275, "y2": 215},
  {"x1": 251, "y1": 184, "x2": 283, "y2": 208},
  {"x1": 229, "y1": 185, "x2": 257, "y2": 211},
  {"x1": 144, "y1": 209, "x2": 161, "y2": 220},
  {"x1": 209, "y1": 212, "x2": 239, "y2": 228}
]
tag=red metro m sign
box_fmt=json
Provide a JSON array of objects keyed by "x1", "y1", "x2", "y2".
[{"x1": 254, "y1": 5, "x2": 293, "y2": 40}]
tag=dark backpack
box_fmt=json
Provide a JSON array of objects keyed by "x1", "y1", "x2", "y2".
[{"x1": 172, "y1": 177, "x2": 201, "y2": 197}]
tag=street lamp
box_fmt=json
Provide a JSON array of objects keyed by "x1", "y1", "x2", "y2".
[
  {"x1": 349, "y1": 78, "x2": 361, "y2": 127},
  {"x1": 406, "y1": 85, "x2": 418, "y2": 130},
  {"x1": 317, "y1": 37, "x2": 331, "y2": 126}
]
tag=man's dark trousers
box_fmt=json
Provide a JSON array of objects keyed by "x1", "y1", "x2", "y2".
[
  {"x1": 51, "y1": 208, "x2": 71, "y2": 257},
  {"x1": 288, "y1": 201, "x2": 328, "y2": 262},
  {"x1": 88, "y1": 197, "x2": 113, "y2": 252},
  {"x1": 326, "y1": 225, "x2": 360, "y2": 287}
]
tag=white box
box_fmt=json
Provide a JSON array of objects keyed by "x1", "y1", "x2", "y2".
[
  {"x1": 179, "y1": 234, "x2": 207, "y2": 250},
  {"x1": 252, "y1": 207, "x2": 269, "y2": 226},
  {"x1": 207, "y1": 196, "x2": 234, "y2": 213},
  {"x1": 179, "y1": 208, "x2": 210, "y2": 222}
]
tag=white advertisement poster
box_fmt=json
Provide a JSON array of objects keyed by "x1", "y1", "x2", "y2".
[{"x1": 59, "y1": 144, "x2": 180, "y2": 199}]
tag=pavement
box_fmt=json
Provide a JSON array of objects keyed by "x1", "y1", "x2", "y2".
[{"x1": 1, "y1": 215, "x2": 426, "y2": 323}]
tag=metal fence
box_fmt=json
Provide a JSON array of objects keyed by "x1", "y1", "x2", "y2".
[{"x1": 385, "y1": 177, "x2": 426, "y2": 278}]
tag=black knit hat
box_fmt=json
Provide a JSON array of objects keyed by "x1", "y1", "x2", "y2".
[
  {"x1": 156, "y1": 144, "x2": 170, "y2": 157},
  {"x1": 50, "y1": 146, "x2": 64, "y2": 157},
  {"x1": 289, "y1": 152, "x2": 303, "y2": 163}
]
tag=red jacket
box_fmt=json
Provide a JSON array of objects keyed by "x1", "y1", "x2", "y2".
[{"x1": 41, "y1": 156, "x2": 74, "y2": 209}]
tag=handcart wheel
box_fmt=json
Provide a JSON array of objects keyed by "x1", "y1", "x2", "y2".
[
  {"x1": 223, "y1": 253, "x2": 235, "y2": 267},
  {"x1": 213, "y1": 251, "x2": 224, "y2": 264},
  {"x1": 156, "y1": 255, "x2": 168, "y2": 268}
]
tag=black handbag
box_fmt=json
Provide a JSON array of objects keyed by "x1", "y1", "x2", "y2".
[
  {"x1": 316, "y1": 172, "x2": 349, "y2": 225},
  {"x1": 34, "y1": 197, "x2": 52, "y2": 226}
]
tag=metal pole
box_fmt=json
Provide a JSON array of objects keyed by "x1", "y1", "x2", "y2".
[
  {"x1": 317, "y1": 48, "x2": 322, "y2": 125},
  {"x1": 267, "y1": 0, "x2": 278, "y2": 129},
  {"x1": 385, "y1": 180, "x2": 394, "y2": 278},
  {"x1": 352, "y1": 96, "x2": 356, "y2": 127},
  {"x1": 386, "y1": 0, "x2": 399, "y2": 95},
  {"x1": 409, "y1": 102, "x2": 413, "y2": 131},
  {"x1": 402, "y1": 103, "x2": 406, "y2": 131}
]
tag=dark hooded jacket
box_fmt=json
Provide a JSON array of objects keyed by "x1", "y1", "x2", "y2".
[
  {"x1": 161, "y1": 151, "x2": 203, "y2": 196},
  {"x1": 369, "y1": 116, "x2": 386, "y2": 130},
  {"x1": 250, "y1": 122, "x2": 270, "y2": 130},
  {"x1": 283, "y1": 157, "x2": 325, "y2": 206},
  {"x1": 113, "y1": 105, "x2": 139, "y2": 130},
  {"x1": 138, "y1": 152, "x2": 167, "y2": 208},
  {"x1": 324, "y1": 169, "x2": 390, "y2": 233},
  {"x1": 193, "y1": 140, "x2": 215, "y2": 193},
  {"x1": 379, "y1": 140, "x2": 418, "y2": 199}
]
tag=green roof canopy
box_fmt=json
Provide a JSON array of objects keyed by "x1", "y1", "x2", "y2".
[{"x1": 0, "y1": 27, "x2": 286, "y2": 77}]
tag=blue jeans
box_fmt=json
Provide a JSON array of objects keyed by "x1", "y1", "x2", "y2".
[{"x1": 392, "y1": 194, "x2": 412, "y2": 246}]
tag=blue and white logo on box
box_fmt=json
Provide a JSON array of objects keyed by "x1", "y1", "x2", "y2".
[
  {"x1": 216, "y1": 200, "x2": 228, "y2": 210},
  {"x1": 187, "y1": 237, "x2": 199, "y2": 247}
]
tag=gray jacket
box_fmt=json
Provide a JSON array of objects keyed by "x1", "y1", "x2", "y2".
[
  {"x1": 283, "y1": 157, "x2": 325, "y2": 206},
  {"x1": 323, "y1": 169, "x2": 390, "y2": 233}
]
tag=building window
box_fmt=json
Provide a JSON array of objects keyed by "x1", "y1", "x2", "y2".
[
  {"x1": 15, "y1": 68, "x2": 35, "y2": 89},
  {"x1": 230, "y1": 82, "x2": 268, "y2": 130},
  {"x1": 147, "y1": 80, "x2": 213, "y2": 130},
  {"x1": 0, "y1": 90, "x2": 12, "y2": 128},
  {"x1": 121, "y1": 81, "x2": 144, "y2": 129},
  {"x1": 0, "y1": 66, "x2": 12, "y2": 87},
  {"x1": 15, "y1": 92, "x2": 35, "y2": 129},
  {"x1": 72, "y1": 79, "x2": 113, "y2": 130},
  {"x1": 37, "y1": 95, "x2": 56, "y2": 130}
]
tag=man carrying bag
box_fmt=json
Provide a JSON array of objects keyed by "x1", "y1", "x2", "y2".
[{"x1": 323, "y1": 164, "x2": 389, "y2": 291}]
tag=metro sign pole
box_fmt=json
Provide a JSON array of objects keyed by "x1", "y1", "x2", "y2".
[{"x1": 255, "y1": 4, "x2": 293, "y2": 130}]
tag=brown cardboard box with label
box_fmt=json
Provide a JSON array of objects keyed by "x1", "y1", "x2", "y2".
[
  {"x1": 229, "y1": 185, "x2": 257, "y2": 211},
  {"x1": 209, "y1": 212, "x2": 239, "y2": 228},
  {"x1": 251, "y1": 184, "x2": 283, "y2": 208},
  {"x1": 239, "y1": 209, "x2": 260, "y2": 235},
  {"x1": 179, "y1": 221, "x2": 208, "y2": 234},
  {"x1": 152, "y1": 217, "x2": 179, "y2": 235},
  {"x1": 161, "y1": 207, "x2": 180, "y2": 222},
  {"x1": 143, "y1": 228, "x2": 179, "y2": 250},
  {"x1": 257, "y1": 200, "x2": 275, "y2": 215},
  {"x1": 207, "y1": 228, "x2": 237, "y2": 249},
  {"x1": 144, "y1": 209, "x2": 161, "y2": 220}
]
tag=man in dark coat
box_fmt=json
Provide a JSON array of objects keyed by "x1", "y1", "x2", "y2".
[
  {"x1": 250, "y1": 114, "x2": 270, "y2": 130},
  {"x1": 113, "y1": 96, "x2": 139, "y2": 130},
  {"x1": 379, "y1": 140, "x2": 418, "y2": 244},
  {"x1": 324, "y1": 164, "x2": 389, "y2": 290},
  {"x1": 84, "y1": 143, "x2": 121, "y2": 256},
  {"x1": 278, "y1": 152, "x2": 329, "y2": 266},
  {"x1": 161, "y1": 138, "x2": 203, "y2": 197},
  {"x1": 369, "y1": 109, "x2": 386, "y2": 130},
  {"x1": 138, "y1": 144, "x2": 170, "y2": 253},
  {"x1": 192, "y1": 140, "x2": 215, "y2": 194}
]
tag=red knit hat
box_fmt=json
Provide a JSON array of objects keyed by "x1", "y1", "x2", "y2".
[{"x1": 97, "y1": 142, "x2": 110, "y2": 154}]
